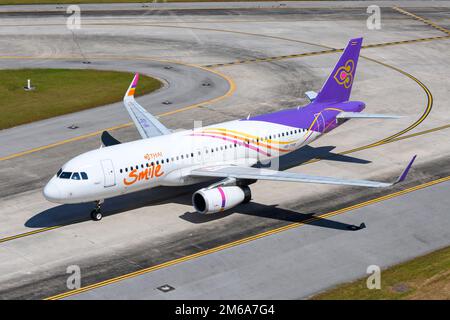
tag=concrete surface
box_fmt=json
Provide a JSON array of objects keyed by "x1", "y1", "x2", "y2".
[
  {"x1": 0, "y1": 2, "x2": 449, "y2": 299},
  {"x1": 67, "y1": 179, "x2": 450, "y2": 300}
]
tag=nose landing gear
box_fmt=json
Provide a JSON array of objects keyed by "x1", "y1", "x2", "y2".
[{"x1": 90, "y1": 200, "x2": 103, "y2": 221}]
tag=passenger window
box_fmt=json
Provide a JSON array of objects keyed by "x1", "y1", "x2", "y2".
[
  {"x1": 59, "y1": 172, "x2": 72, "y2": 179},
  {"x1": 120, "y1": 169, "x2": 123, "y2": 173},
  {"x1": 125, "y1": 168, "x2": 128, "y2": 172},
  {"x1": 81, "y1": 172, "x2": 88, "y2": 180},
  {"x1": 191, "y1": 153, "x2": 194, "y2": 157}
]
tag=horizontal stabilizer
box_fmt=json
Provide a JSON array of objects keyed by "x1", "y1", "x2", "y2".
[
  {"x1": 305, "y1": 91, "x2": 318, "y2": 102},
  {"x1": 337, "y1": 112, "x2": 402, "y2": 120},
  {"x1": 101, "y1": 131, "x2": 121, "y2": 147}
]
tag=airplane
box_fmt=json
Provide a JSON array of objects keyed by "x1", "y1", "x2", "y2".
[{"x1": 43, "y1": 37, "x2": 416, "y2": 221}]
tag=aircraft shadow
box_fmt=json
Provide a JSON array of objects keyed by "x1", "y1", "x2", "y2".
[
  {"x1": 180, "y1": 202, "x2": 365, "y2": 231},
  {"x1": 274, "y1": 145, "x2": 370, "y2": 171},
  {"x1": 25, "y1": 145, "x2": 369, "y2": 229},
  {"x1": 25, "y1": 185, "x2": 200, "y2": 228}
]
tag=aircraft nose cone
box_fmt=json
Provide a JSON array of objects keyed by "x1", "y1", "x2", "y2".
[{"x1": 43, "y1": 182, "x2": 61, "y2": 202}]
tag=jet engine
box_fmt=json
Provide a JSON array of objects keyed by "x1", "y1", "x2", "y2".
[{"x1": 192, "y1": 186, "x2": 251, "y2": 214}]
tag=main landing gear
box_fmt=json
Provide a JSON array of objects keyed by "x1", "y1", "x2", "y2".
[{"x1": 90, "y1": 200, "x2": 103, "y2": 221}]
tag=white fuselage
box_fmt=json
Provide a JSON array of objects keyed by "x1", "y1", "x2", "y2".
[{"x1": 43, "y1": 119, "x2": 322, "y2": 204}]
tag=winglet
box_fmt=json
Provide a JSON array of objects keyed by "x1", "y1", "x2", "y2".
[
  {"x1": 124, "y1": 73, "x2": 139, "y2": 100},
  {"x1": 395, "y1": 155, "x2": 417, "y2": 184}
]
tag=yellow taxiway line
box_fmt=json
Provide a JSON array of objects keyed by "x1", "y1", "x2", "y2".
[
  {"x1": 393, "y1": 6, "x2": 450, "y2": 35},
  {"x1": 45, "y1": 175, "x2": 450, "y2": 300}
]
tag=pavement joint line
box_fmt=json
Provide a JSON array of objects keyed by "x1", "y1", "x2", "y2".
[{"x1": 44, "y1": 174, "x2": 450, "y2": 300}]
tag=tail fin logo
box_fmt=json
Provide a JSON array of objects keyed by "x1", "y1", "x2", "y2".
[{"x1": 333, "y1": 59, "x2": 355, "y2": 89}]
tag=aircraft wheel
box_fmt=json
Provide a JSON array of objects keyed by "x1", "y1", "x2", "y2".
[{"x1": 90, "y1": 209, "x2": 102, "y2": 221}]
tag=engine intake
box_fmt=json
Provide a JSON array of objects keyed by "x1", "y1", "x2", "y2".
[{"x1": 192, "y1": 186, "x2": 251, "y2": 214}]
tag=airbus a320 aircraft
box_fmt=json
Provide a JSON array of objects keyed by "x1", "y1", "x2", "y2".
[{"x1": 44, "y1": 37, "x2": 416, "y2": 221}]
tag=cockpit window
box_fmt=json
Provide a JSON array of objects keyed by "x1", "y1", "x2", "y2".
[
  {"x1": 59, "y1": 172, "x2": 72, "y2": 179},
  {"x1": 81, "y1": 172, "x2": 88, "y2": 180},
  {"x1": 56, "y1": 168, "x2": 62, "y2": 177},
  {"x1": 71, "y1": 172, "x2": 81, "y2": 180}
]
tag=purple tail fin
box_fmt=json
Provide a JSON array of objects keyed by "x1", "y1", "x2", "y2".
[{"x1": 314, "y1": 37, "x2": 363, "y2": 104}]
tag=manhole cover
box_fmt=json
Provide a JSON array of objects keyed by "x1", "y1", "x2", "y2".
[
  {"x1": 68, "y1": 125, "x2": 79, "y2": 130},
  {"x1": 157, "y1": 284, "x2": 175, "y2": 293}
]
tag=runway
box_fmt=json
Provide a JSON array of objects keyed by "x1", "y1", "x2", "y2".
[{"x1": 0, "y1": 2, "x2": 449, "y2": 299}]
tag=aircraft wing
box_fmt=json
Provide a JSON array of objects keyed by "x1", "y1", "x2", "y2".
[
  {"x1": 190, "y1": 156, "x2": 416, "y2": 188},
  {"x1": 123, "y1": 73, "x2": 171, "y2": 139}
]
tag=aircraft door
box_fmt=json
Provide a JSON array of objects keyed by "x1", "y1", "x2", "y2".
[
  {"x1": 201, "y1": 146, "x2": 211, "y2": 164},
  {"x1": 100, "y1": 159, "x2": 116, "y2": 187},
  {"x1": 313, "y1": 112, "x2": 326, "y2": 133}
]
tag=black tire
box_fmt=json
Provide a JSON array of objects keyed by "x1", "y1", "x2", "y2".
[
  {"x1": 90, "y1": 210, "x2": 102, "y2": 221},
  {"x1": 241, "y1": 186, "x2": 252, "y2": 204}
]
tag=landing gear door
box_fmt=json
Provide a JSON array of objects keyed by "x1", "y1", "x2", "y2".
[{"x1": 100, "y1": 159, "x2": 116, "y2": 187}]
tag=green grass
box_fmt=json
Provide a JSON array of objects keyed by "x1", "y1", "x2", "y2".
[
  {"x1": 0, "y1": 69, "x2": 161, "y2": 129},
  {"x1": 312, "y1": 245, "x2": 450, "y2": 300}
]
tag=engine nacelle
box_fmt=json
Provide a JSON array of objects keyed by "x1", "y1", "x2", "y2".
[{"x1": 192, "y1": 186, "x2": 251, "y2": 214}]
